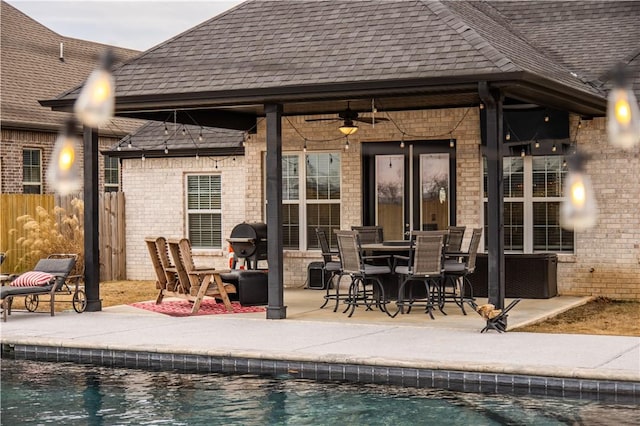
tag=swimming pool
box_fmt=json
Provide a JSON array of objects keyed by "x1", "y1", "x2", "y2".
[{"x1": 2, "y1": 360, "x2": 638, "y2": 425}]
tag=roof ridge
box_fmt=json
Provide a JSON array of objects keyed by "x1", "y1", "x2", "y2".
[{"x1": 420, "y1": 0, "x2": 518, "y2": 73}]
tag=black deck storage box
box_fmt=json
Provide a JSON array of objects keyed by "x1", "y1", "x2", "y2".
[{"x1": 468, "y1": 253, "x2": 558, "y2": 299}]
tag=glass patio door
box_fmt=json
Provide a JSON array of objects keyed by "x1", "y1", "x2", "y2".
[{"x1": 362, "y1": 141, "x2": 456, "y2": 240}]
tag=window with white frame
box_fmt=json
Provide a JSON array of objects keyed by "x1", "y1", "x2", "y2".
[
  {"x1": 23, "y1": 149, "x2": 42, "y2": 194},
  {"x1": 272, "y1": 152, "x2": 341, "y2": 250},
  {"x1": 483, "y1": 155, "x2": 574, "y2": 253},
  {"x1": 104, "y1": 155, "x2": 119, "y2": 192},
  {"x1": 186, "y1": 175, "x2": 222, "y2": 249}
]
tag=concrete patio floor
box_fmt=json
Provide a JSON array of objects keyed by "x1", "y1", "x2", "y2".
[{"x1": 106, "y1": 286, "x2": 592, "y2": 331}]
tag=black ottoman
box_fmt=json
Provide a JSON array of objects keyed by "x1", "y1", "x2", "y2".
[{"x1": 220, "y1": 270, "x2": 268, "y2": 306}]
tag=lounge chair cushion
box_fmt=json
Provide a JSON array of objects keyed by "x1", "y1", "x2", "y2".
[{"x1": 11, "y1": 271, "x2": 54, "y2": 287}]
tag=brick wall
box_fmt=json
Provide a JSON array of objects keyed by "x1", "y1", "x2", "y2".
[
  {"x1": 244, "y1": 108, "x2": 483, "y2": 288},
  {"x1": 1, "y1": 127, "x2": 122, "y2": 194},
  {"x1": 556, "y1": 116, "x2": 640, "y2": 299},
  {"x1": 122, "y1": 109, "x2": 639, "y2": 300},
  {"x1": 124, "y1": 155, "x2": 246, "y2": 279}
]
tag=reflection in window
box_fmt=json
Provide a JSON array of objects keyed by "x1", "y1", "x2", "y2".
[
  {"x1": 420, "y1": 153, "x2": 449, "y2": 232},
  {"x1": 23, "y1": 149, "x2": 42, "y2": 194},
  {"x1": 186, "y1": 175, "x2": 222, "y2": 249},
  {"x1": 104, "y1": 155, "x2": 120, "y2": 192},
  {"x1": 275, "y1": 153, "x2": 341, "y2": 250},
  {"x1": 483, "y1": 155, "x2": 573, "y2": 253},
  {"x1": 376, "y1": 155, "x2": 404, "y2": 239}
]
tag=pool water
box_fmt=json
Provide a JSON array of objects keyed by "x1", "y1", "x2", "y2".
[{"x1": 1, "y1": 360, "x2": 638, "y2": 425}]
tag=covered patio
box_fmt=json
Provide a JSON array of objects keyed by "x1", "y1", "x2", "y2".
[{"x1": 41, "y1": 1, "x2": 638, "y2": 320}]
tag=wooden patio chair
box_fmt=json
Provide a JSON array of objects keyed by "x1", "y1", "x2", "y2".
[
  {"x1": 168, "y1": 238, "x2": 236, "y2": 314},
  {"x1": 0, "y1": 254, "x2": 79, "y2": 321},
  {"x1": 145, "y1": 236, "x2": 182, "y2": 305},
  {"x1": 393, "y1": 234, "x2": 445, "y2": 319}
]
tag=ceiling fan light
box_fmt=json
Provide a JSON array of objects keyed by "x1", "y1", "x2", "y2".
[{"x1": 339, "y1": 123, "x2": 358, "y2": 135}]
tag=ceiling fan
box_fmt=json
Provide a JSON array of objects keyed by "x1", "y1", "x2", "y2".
[{"x1": 305, "y1": 102, "x2": 388, "y2": 135}]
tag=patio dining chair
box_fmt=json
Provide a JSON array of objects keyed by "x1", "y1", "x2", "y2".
[
  {"x1": 445, "y1": 226, "x2": 466, "y2": 253},
  {"x1": 440, "y1": 228, "x2": 482, "y2": 315},
  {"x1": 393, "y1": 234, "x2": 445, "y2": 319},
  {"x1": 315, "y1": 228, "x2": 344, "y2": 311},
  {"x1": 335, "y1": 230, "x2": 392, "y2": 317},
  {"x1": 351, "y1": 226, "x2": 384, "y2": 244}
]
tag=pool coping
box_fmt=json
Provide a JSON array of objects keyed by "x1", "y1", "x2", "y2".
[{"x1": 3, "y1": 342, "x2": 638, "y2": 404}]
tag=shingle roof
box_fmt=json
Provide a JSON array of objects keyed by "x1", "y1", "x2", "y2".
[
  {"x1": 48, "y1": 0, "x2": 639, "y2": 118},
  {"x1": 113, "y1": 1, "x2": 621, "y2": 95},
  {"x1": 0, "y1": 1, "x2": 141, "y2": 133}
]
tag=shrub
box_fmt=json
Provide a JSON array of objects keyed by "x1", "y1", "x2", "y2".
[{"x1": 9, "y1": 198, "x2": 84, "y2": 274}]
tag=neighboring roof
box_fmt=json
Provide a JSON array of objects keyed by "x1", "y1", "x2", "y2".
[
  {"x1": 101, "y1": 120, "x2": 244, "y2": 159},
  {"x1": 44, "y1": 0, "x2": 640, "y2": 124},
  {"x1": 0, "y1": 1, "x2": 142, "y2": 134}
]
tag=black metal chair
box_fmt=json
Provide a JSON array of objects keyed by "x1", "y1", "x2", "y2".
[
  {"x1": 440, "y1": 227, "x2": 482, "y2": 315},
  {"x1": 335, "y1": 230, "x2": 392, "y2": 317},
  {"x1": 445, "y1": 226, "x2": 466, "y2": 253},
  {"x1": 351, "y1": 226, "x2": 383, "y2": 244},
  {"x1": 316, "y1": 228, "x2": 344, "y2": 311},
  {"x1": 393, "y1": 234, "x2": 445, "y2": 319}
]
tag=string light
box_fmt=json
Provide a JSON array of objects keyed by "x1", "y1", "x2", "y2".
[
  {"x1": 141, "y1": 153, "x2": 146, "y2": 162},
  {"x1": 74, "y1": 50, "x2": 115, "y2": 128},
  {"x1": 164, "y1": 123, "x2": 169, "y2": 136},
  {"x1": 164, "y1": 143, "x2": 169, "y2": 154},
  {"x1": 535, "y1": 140, "x2": 540, "y2": 149},
  {"x1": 505, "y1": 130, "x2": 511, "y2": 141},
  {"x1": 344, "y1": 138, "x2": 350, "y2": 150},
  {"x1": 182, "y1": 125, "x2": 186, "y2": 136},
  {"x1": 607, "y1": 63, "x2": 640, "y2": 149},
  {"x1": 198, "y1": 128, "x2": 203, "y2": 142},
  {"x1": 520, "y1": 147, "x2": 526, "y2": 157},
  {"x1": 47, "y1": 119, "x2": 82, "y2": 195},
  {"x1": 552, "y1": 143, "x2": 557, "y2": 152},
  {"x1": 127, "y1": 138, "x2": 132, "y2": 149},
  {"x1": 303, "y1": 139, "x2": 307, "y2": 152},
  {"x1": 400, "y1": 133, "x2": 405, "y2": 148},
  {"x1": 449, "y1": 134, "x2": 455, "y2": 148}
]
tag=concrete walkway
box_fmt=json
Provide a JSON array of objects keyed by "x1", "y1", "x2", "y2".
[{"x1": 1, "y1": 291, "x2": 638, "y2": 386}]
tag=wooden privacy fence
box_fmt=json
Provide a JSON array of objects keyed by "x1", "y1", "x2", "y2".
[
  {"x1": 99, "y1": 192, "x2": 126, "y2": 281},
  {"x1": 0, "y1": 193, "x2": 126, "y2": 280}
]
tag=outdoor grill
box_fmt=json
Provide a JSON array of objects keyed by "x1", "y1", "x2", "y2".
[{"x1": 227, "y1": 222, "x2": 268, "y2": 269}]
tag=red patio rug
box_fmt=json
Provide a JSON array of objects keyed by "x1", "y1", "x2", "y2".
[{"x1": 129, "y1": 300, "x2": 266, "y2": 317}]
